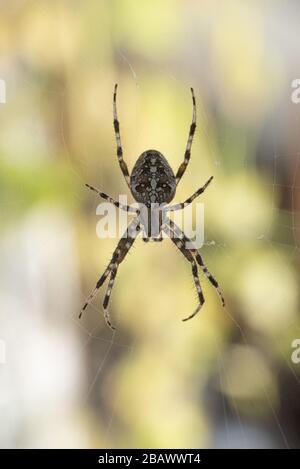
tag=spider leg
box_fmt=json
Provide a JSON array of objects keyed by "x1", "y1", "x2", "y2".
[
  {"x1": 79, "y1": 266, "x2": 110, "y2": 319},
  {"x1": 163, "y1": 223, "x2": 204, "y2": 321},
  {"x1": 113, "y1": 84, "x2": 131, "y2": 189},
  {"x1": 79, "y1": 219, "x2": 140, "y2": 329},
  {"x1": 175, "y1": 87, "x2": 196, "y2": 186},
  {"x1": 165, "y1": 176, "x2": 213, "y2": 212},
  {"x1": 101, "y1": 229, "x2": 139, "y2": 330},
  {"x1": 102, "y1": 267, "x2": 118, "y2": 330},
  {"x1": 85, "y1": 183, "x2": 138, "y2": 213},
  {"x1": 168, "y1": 219, "x2": 225, "y2": 307}
]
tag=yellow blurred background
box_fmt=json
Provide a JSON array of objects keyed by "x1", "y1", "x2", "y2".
[{"x1": 1, "y1": 0, "x2": 300, "y2": 448}]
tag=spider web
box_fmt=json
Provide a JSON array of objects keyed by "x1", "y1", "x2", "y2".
[
  {"x1": 1, "y1": 0, "x2": 299, "y2": 452},
  {"x1": 58, "y1": 76, "x2": 300, "y2": 450},
  {"x1": 1, "y1": 60, "x2": 292, "y2": 448},
  {"x1": 199, "y1": 91, "x2": 300, "y2": 448},
  {"x1": 11, "y1": 17, "x2": 295, "y2": 445}
]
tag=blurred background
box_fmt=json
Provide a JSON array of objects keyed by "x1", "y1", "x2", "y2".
[{"x1": 1, "y1": 0, "x2": 300, "y2": 449}]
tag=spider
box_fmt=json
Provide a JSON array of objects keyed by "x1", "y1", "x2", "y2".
[{"x1": 79, "y1": 84, "x2": 225, "y2": 330}]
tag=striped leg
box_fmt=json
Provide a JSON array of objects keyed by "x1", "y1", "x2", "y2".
[
  {"x1": 102, "y1": 268, "x2": 118, "y2": 330},
  {"x1": 165, "y1": 176, "x2": 213, "y2": 212},
  {"x1": 85, "y1": 183, "x2": 138, "y2": 213},
  {"x1": 163, "y1": 224, "x2": 204, "y2": 321},
  {"x1": 79, "y1": 219, "x2": 140, "y2": 329},
  {"x1": 113, "y1": 84, "x2": 131, "y2": 189},
  {"x1": 168, "y1": 219, "x2": 225, "y2": 307},
  {"x1": 79, "y1": 266, "x2": 110, "y2": 319},
  {"x1": 175, "y1": 87, "x2": 196, "y2": 185},
  {"x1": 194, "y1": 250, "x2": 225, "y2": 306},
  {"x1": 101, "y1": 228, "x2": 140, "y2": 329}
]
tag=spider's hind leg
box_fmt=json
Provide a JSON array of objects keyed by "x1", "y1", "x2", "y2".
[
  {"x1": 79, "y1": 266, "x2": 110, "y2": 319},
  {"x1": 168, "y1": 219, "x2": 225, "y2": 307},
  {"x1": 163, "y1": 224, "x2": 205, "y2": 321},
  {"x1": 101, "y1": 231, "x2": 139, "y2": 330},
  {"x1": 194, "y1": 250, "x2": 225, "y2": 307},
  {"x1": 79, "y1": 219, "x2": 140, "y2": 330},
  {"x1": 102, "y1": 268, "x2": 118, "y2": 330}
]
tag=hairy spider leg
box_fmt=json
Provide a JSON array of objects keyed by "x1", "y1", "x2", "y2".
[
  {"x1": 79, "y1": 219, "x2": 140, "y2": 329},
  {"x1": 163, "y1": 222, "x2": 205, "y2": 321},
  {"x1": 167, "y1": 219, "x2": 225, "y2": 306}
]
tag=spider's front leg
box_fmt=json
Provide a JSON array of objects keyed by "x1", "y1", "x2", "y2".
[
  {"x1": 79, "y1": 218, "x2": 140, "y2": 330},
  {"x1": 113, "y1": 84, "x2": 131, "y2": 189},
  {"x1": 175, "y1": 87, "x2": 196, "y2": 186}
]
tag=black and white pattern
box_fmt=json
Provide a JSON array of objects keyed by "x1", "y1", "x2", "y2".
[
  {"x1": 79, "y1": 219, "x2": 140, "y2": 330},
  {"x1": 175, "y1": 87, "x2": 196, "y2": 185},
  {"x1": 80, "y1": 85, "x2": 225, "y2": 329},
  {"x1": 130, "y1": 150, "x2": 176, "y2": 206},
  {"x1": 113, "y1": 84, "x2": 131, "y2": 188}
]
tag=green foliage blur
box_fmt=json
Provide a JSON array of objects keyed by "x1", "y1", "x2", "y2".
[{"x1": 0, "y1": 0, "x2": 299, "y2": 449}]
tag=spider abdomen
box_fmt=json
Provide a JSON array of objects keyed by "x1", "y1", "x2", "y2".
[{"x1": 130, "y1": 150, "x2": 176, "y2": 206}]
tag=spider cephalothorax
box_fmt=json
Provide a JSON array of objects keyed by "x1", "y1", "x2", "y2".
[{"x1": 80, "y1": 84, "x2": 225, "y2": 329}]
